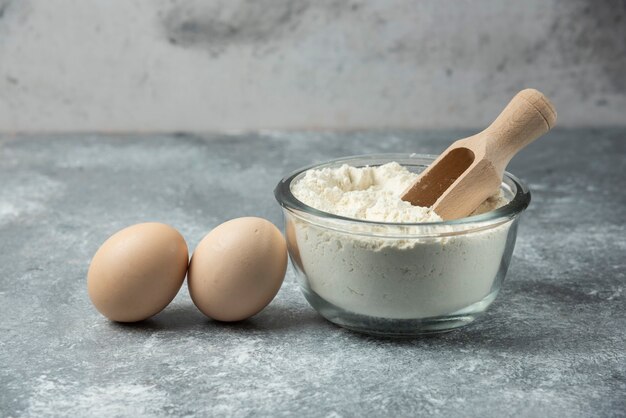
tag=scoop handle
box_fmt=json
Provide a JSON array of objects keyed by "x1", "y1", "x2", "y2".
[{"x1": 481, "y1": 89, "x2": 557, "y2": 169}]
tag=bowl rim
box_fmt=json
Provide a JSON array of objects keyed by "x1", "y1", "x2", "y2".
[{"x1": 274, "y1": 153, "x2": 530, "y2": 229}]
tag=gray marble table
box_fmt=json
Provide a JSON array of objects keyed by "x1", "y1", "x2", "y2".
[{"x1": 1, "y1": 130, "x2": 625, "y2": 417}]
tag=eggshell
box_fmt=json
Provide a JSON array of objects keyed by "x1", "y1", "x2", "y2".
[
  {"x1": 188, "y1": 217, "x2": 287, "y2": 322},
  {"x1": 87, "y1": 223, "x2": 188, "y2": 322}
]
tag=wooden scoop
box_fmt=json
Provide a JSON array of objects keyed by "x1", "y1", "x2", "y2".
[{"x1": 401, "y1": 88, "x2": 557, "y2": 220}]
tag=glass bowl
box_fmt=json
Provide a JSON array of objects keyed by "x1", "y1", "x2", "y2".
[{"x1": 274, "y1": 154, "x2": 530, "y2": 336}]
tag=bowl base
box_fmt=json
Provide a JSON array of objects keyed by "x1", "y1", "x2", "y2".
[{"x1": 302, "y1": 286, "x2": 498, "y2": 337}]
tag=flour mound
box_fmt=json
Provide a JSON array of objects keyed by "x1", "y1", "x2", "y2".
[{"x1": 291, "y1": 162, "x2": 507, "y2": 223}]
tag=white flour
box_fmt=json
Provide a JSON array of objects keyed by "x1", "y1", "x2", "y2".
[
  {"x1": 289, "y1": 162, "x2": 512, "y2": 319},
  {"x1": 291, "y1": 162, "x2": 507, "y2": 223}
]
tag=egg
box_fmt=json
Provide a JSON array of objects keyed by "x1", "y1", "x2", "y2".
[
  {"x1": 188, "y1": 217, "x2": 287, "y2": 322},
  {"x1": 87, "y1": 223, "x2": 189, "y2": 322}
]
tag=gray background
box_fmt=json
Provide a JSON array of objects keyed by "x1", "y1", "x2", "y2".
[{"x1": 0, "y1": 0, "x2": 624, "y2": 132}]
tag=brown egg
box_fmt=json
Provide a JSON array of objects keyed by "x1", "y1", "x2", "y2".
[
  {"x1": 87, "y1": 223, "x2": 189, "y2": 322},
  {"x1": 188, "y1": 217, "x2": 287, "y2": 322}
]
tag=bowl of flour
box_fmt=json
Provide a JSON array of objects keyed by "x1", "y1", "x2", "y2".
[{"x1": 274, "y1": 154, "x2": 530, "y2": 336}]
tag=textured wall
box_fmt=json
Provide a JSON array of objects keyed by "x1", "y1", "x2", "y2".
[{"x1": 0, "y1": 0, "x2": 624, "y2": 132}]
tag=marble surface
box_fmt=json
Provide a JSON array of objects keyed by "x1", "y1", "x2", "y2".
[
  {"x1": 0, "y1": 1, "x2": 625, "y2": 131},
  {"x1": 0, "y1": 130, "x2": 625, "y2": 417}
]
